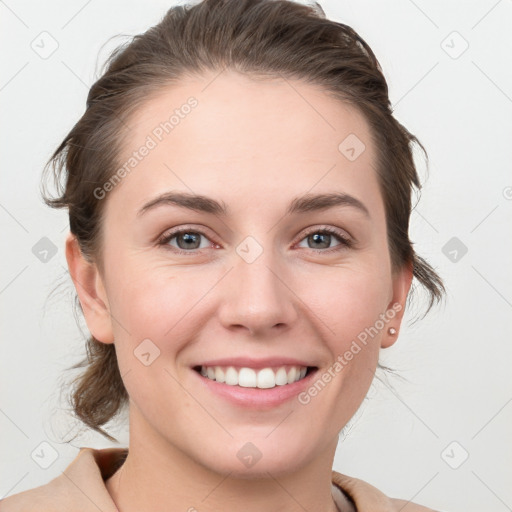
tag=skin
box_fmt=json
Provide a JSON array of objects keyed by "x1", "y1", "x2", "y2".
[{"x1": 66, "y1": 69, "x2": 413, "y2": 512}]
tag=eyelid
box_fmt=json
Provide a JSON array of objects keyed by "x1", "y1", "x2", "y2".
[
  {"x1": 293, "y1": 225, "x2": 355, "y2": 253},
  {"x1": 295, "y1": 224, "x2": 354, "y2": 245},
  {"x1": 156, "y1": 224, "x2": 219, "y2": 248}
]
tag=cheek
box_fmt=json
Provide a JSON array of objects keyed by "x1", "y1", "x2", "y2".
[
  {"x1": 293, "y1": 271, "x2": 386, "y2": 435},
  {"x1": 106, "y1": 260, "x2": 216, "y2": 344},
  {"x1": 304, "y1": 265, "x2": 391, "y2": 344}
]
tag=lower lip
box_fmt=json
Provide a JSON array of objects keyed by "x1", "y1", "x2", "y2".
[{"x1": 192, "y1": 368, "x2": 318, "y2": 409}]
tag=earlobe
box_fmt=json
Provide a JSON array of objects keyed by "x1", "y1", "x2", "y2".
[
  {"x1": 65, "y1": 232, "x2": 114, "y2": 344},
  {"x1": 381, "y1": 260, "x2": 414, "y2": 349}
]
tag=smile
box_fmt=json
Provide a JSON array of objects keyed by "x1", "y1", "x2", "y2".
[{"x1": 193, "y1": 365, "x2": 316, "y2": 389}]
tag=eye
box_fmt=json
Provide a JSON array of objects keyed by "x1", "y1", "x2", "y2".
[
  {"x1": 157, "y1": 227, "x2": 216, "y2": 254},
  {"x1": 157, "y1": 225, "x2": 354, "y2": 255},
  {"x1": 296, "y1": 227, "x2": 353, "y2": 253}
]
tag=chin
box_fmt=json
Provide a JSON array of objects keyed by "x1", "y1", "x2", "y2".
[{"x1": 196, "y1": 436, "x2": 314, "y2": 478}]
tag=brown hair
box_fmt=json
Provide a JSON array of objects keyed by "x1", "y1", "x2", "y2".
[{"x1": 42, "y1": 0, "x2": 444, "y2": 443}]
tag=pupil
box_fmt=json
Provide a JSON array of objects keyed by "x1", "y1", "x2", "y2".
[
  {"x1": 311, "y1": 233, "x2": 329, "y2": 249},
  {"x1": 179, "y1": 232, "x2": 199, "y2": 249}
]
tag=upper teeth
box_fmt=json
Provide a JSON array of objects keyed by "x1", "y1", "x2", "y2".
[{"x1": 200, "y1": 365, "x2": 308, "y2": 389}]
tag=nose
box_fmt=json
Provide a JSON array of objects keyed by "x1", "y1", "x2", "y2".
[{"x1": 217, "y1": 244, "x2": 299, "y2": 337}]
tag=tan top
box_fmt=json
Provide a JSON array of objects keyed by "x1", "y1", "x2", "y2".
[{"x1": 0, "y1": 447, "x2": 438, "y2": 511}]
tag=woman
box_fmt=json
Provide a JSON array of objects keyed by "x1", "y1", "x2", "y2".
[{"x1": 1, "y1": 0, "x2": 445, "y2": 510}]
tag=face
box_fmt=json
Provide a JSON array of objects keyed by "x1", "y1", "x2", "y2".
[{"x1": 67, "y1": 70, "x2": 412, "y2": 477}]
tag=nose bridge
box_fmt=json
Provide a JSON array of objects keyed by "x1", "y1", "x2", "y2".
[{"x1": 218, "y1": 234, "x2": 297, "y2": 333}]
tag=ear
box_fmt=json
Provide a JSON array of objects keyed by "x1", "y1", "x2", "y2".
[
  {"x1": 381, "y1": 260, "x2": 413, "y2": 349},
  {"x1": 65, "y1": 232, "x2": 114, "y2": 344}
]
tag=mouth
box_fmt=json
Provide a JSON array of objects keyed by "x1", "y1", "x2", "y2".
[{"x1": 192, "y1": 364, "x2": 318, "y2": 389}]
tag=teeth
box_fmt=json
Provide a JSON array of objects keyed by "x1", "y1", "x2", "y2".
[
  {"x1": 198, "y1": 365, "x2": 309, "y2": 388},
  {"x1": 215, "y1": 366, "x2": 225, "y2": 383}
]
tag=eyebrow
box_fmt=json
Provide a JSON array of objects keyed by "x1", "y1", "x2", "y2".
[{"x1": 136, "y1": 191, "x2": 370, "y2": 218}]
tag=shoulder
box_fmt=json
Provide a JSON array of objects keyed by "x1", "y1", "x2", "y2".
[
  {"x1": 0, "y1": 476, "x2": 69, "y2": 512},
  {"x1": 332, "y1": 470, "x2": 441, "y2": 511},
  {"x1": 0, "y1": 447, "x2": 121, "y2": 512}
]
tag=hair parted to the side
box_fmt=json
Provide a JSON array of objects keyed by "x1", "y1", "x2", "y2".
[{"x1": 41, "y1": 0, "x2": 445, "y2": 442}]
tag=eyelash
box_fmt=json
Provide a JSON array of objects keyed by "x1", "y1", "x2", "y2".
[{"x1": 156, "y1": 225, "x2": 354, "y2": 255}]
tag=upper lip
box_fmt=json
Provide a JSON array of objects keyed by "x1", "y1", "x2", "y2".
[{"x1": 192, "y1": 357, "x2": 316, "y2": 369}]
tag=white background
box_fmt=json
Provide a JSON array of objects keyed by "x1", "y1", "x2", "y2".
[{"x1": 1, "y1": 1, "x2": 511, "y2": 511}]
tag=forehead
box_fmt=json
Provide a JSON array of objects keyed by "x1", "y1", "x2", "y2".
[{"x1": 107, "y1": 70, "x2": 383, "y2": 220}]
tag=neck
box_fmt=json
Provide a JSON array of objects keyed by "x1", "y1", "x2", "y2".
[{"x1": 105, "y1": 415, "x2": 345, "y2": 512}]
